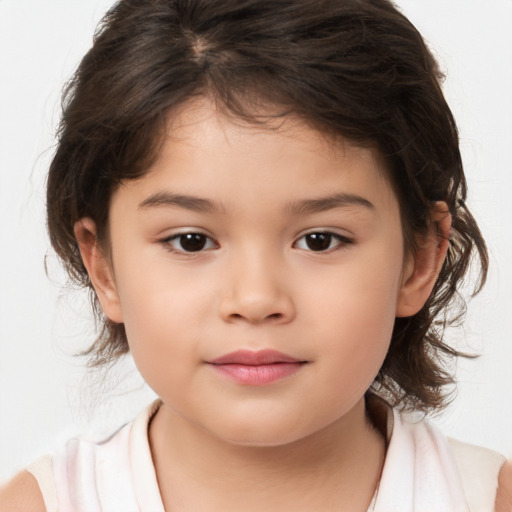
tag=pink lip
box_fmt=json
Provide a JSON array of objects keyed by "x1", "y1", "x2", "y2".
[{"x1": 207, "y1": 350, "x2": 307, "y2": 386}]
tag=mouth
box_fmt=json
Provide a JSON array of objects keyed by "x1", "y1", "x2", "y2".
[{"x1": 206, "y1": 349, "x2": 308, "y2": 386}]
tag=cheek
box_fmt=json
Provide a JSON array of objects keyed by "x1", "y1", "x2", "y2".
[
  {"x1": 113, "y1": 255, "x2": 217, "y2": 381},
  {"x1": 304, "y1": 247, "x2": 403, "y2": 375},
  {"x1": 306, "y1": 247, "x2": 403, "y2": 324}
]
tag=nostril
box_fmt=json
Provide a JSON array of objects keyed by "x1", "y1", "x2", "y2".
[
  {"x1": 228, "y1": 311, "x2": 283, "y2": 323},
  {"x1": 220, "y1": 292, "x2": 295, "y2": 325}
]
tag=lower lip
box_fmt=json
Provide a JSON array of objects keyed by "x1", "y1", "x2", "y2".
[{"x1": 208, "y1": 362, "x2": 304, "y2": 385}]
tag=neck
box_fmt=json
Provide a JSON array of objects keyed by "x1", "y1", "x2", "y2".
[{"x1": 149, "y1": 397, "x2": 386, "y2": 512}]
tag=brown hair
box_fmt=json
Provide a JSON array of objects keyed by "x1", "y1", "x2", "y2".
[{"x1": 46, "y1": 0, "x2": 488, "y2": 412}]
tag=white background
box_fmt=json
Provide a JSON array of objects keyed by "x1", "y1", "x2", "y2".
[{"x1": 0, "y1": 0, "x2": 511, "y2": 480}]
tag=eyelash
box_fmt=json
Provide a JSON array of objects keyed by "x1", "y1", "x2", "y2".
[
  {"x1": 159, "y1": 230, "x2": 353, "y2": 254},
  {"x1": 160, "y1": 232, "x2": 217, "y2": 254},
  {"x1": 294, "y1": 231, "x2": 353, "y2": 252}
]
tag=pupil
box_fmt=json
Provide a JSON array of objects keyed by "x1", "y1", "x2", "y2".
[
  {"x1": 181, "y1": 234, "x2": 206, "y2": 252},
  {"x1": 306, "y1": 233, "x2": 331, "y2": 251}
]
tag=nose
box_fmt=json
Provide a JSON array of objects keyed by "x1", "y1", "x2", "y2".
[{"x1": 219, "y1": 249, "x2": 296, "y2": 325}]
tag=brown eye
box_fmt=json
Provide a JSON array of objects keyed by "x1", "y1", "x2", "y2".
[
  {"x1": 164, "y1": 232, "x2": 216, "y2": 253},
  {"x1": 295, "y1": 232, "x2": 351, "y2": 252},
  {"x1": 179, "y1": 233, "x2": 208, "y2": 252},
  {"x1": 305, "y1": 233, "x2": 333, "y2": 251}
]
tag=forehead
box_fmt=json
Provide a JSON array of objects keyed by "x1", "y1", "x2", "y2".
[
  {"x1": 113, "y1": 98, "x2": 399, "y2": 217},
  {"x1": 164, "y1": 97, "x2": 381, "y2": 163}
]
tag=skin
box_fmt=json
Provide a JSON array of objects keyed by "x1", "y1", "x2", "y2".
[
  {"x1": 0, "y1": 98, "x2": 458, "y2": 511},
  {"x1": 2, "y1": 460, "x2": 509, "y2": 510},
  {"x1": 75, "y1": 99, "x2": 451, "y2": 511},
  {"x1": 0, "y1": 472, "x2": 45, "y2": 512},
  {"x1": 496, "y1": 460, "x2": 512, "y2": 512}
]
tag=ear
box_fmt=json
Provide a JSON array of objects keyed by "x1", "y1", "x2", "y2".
[
  {"x1": 74, "y1": 218, "x2": 124, "y2": 324},
  {"x1": 396, "y1": 202, "x2": 451, "y2": 318}
]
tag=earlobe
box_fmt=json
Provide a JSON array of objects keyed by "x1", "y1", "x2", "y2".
[
  {"x1": 396, "y1": 202, "x2": 451, "y2": 318},
  {"x1": 74, "y1": 218, "x2": 124, "y2": 323}
]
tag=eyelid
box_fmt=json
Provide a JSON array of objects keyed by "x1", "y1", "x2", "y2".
[
  {"x1": 293, "y1": 230, "x2": 353, "y2": 252},
  {"x1": 156, "y1": 228, "x2": 353, "y2": 254},
  {"x1": 159, "y1": 229, "x2": 218, "y2": 253}
]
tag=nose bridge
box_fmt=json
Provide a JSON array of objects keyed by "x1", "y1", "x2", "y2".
[{"x1": 219, "y1": 241, "x2": 295, "y2": 324}]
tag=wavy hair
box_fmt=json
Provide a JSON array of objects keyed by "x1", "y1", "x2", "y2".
[{"x1": 47, "y1": 0, "x2": 488, "y2": 412}]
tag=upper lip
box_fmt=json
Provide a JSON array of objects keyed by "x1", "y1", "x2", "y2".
[{"x1": 208, "y1": 349, "x2": 305, "y2": 366}]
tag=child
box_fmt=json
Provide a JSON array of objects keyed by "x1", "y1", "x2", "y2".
[{"x1": 1, "y1": 0, "x2": 510, "y2": 510}]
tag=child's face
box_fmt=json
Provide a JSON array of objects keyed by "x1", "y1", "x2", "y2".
[{"x1": 91, "y1": 99, "x2": 417, "y2": 446}]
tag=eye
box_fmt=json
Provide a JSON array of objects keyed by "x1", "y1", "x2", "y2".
[
  {"x1": 162, "y1": 232, "x2": 217, "y2": 253},
  {"x1": 294, "y1": 232, "x2": 351, "y2": 252}
]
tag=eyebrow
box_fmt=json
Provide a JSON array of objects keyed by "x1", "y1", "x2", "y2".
[
  {"x1": 138, "y1": 191, "x2": 223, "y2": 213},
  {"x1": 286, "y1": 193, "x2": 375, "y2": 215},
  {"x1": 138, "y1": 191, "x2": 375, "y2": 215}
]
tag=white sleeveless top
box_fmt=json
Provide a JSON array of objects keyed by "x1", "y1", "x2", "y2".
[{"x1": 27, "y1": 399, "x2": 505, "y2": 512}]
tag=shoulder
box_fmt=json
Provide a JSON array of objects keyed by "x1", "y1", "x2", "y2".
[
  {"x1": 448, "y1": 437, "x2": 505, "y2": 503},
  {"x1": 496, "y1": 459, "x2": 512, "y2": 512},
  {"x1": 448, "y1": 436, "x2": 505, "y2": 476},
  {"x1": 0, "y1": 470, "x2": 46, "y2": 512},
  {"x1": 389, "y1": 409, "x2": 505, "y2": 511}
]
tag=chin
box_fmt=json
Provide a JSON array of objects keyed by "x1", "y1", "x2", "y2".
[
  {"x1": 222, "y1": 431, "x2": 307, "y2": 448},
  {"x1": 207, "y1": 414, "x2": 325, "y2": 449}
]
